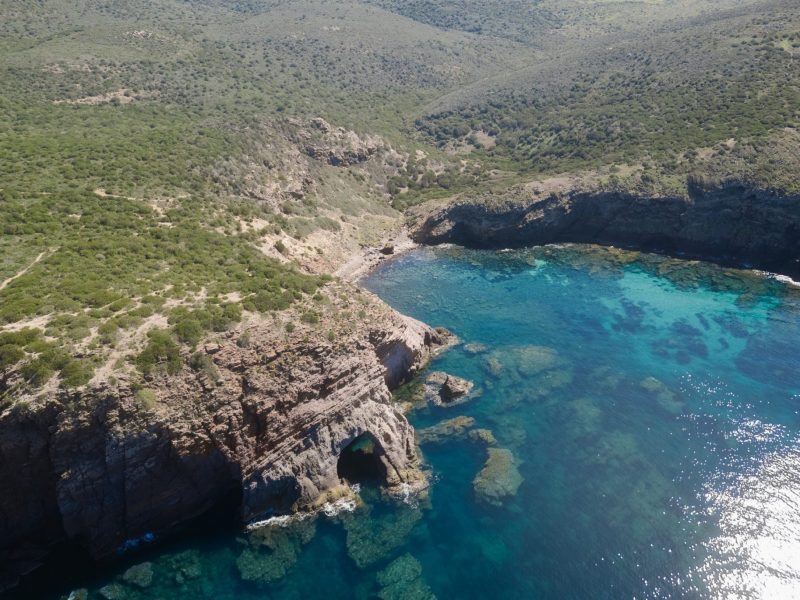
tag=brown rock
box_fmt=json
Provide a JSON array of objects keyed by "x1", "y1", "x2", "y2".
[
  {"x1": 439, "y1": 375, "x2": 473, "y2": 402},
  {"x1": 0, "y1": 301, "x2": 447, "y2": 590}
]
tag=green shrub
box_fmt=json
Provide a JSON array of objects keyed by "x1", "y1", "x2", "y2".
[
  {"x1": 136, "y1": 330, "x2": 182, "y2": 376},
  {"x1": 0, "y1": 328, "x2": 40, "y2": 347},
  {"x1": 300, "y1": 311, "x2": 320, "y2": 324},
  {"x1": 237, "y1": 331, "x2": 251, "y2": 348},
  {"x1": 60, "y1": 359, "x2": 93, "y2": 388},
  {"x1": 134, "y1": 387, "x2": 157, "y2": 410},
  {"x1": 20, "y1": 360, "x2": 55, "y2": 387},
  {"x1": 0, "y1": 344, "x2": 24, "y2": 371},
  {"x1": 188, "y1": 352, "x2": 221, "y2": 383},
  {"x1": 173, "y1": 319, "x2": 204, "y2": 346}
]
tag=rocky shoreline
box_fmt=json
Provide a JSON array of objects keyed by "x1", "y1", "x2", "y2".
[
  {"x1": 2, "y1": 179, "x2": 798, "y2": 593},
  {"x1": 0, "y1": 289, "x2": 451, "y2": 592},
  {"x1": 407, "y1": 181, "x2": 800, "y2": 279},
  {"x1": 334, "y1": 228, "x2": 418, "y2": 283}
]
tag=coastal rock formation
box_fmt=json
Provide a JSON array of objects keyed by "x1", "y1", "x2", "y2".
[
  {"x1": 0, "y1": 303, "x2": 447, "y2": 590},
  {"x1": 236, "y1": 519, "x2": 317, "y2": 584},
  {"x1": 422, "y1": 371, "x2": 477, "y2": 407},
  {"x1": 409, "y1": 181, "x2": 800, "y2": 277},
  {"x1": 439, "y1": 374, "x2": 473, "y2": 402},
  {"x1": 376, "y1": 553, "x2": 437, "y2": 600},
  {"x1": 472, "y1": 448, "x2": 524, "y2": 507},
  {"x1": 416, "y1": 416, "x2": 476, "y2": 445},
  {"x1": 341, "y1": 504, "x2": 424, "y2": 569}
]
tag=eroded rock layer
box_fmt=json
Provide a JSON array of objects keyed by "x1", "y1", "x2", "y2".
[
  {"x1": 410, "y1": 182, "x2": 800, "y2": 277},
  {"x1": 0, "y1": 305, "x2": 446, "y2": 590}
]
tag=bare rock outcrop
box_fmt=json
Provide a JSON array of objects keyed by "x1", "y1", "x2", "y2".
[
  {"x1": 409, "y1": 181, "x2": 800, "y2": 278},
  {"x1": 0, "y1": 304, "x2": 448, "y2": 590},
  {"x1": 302, "y1": 117, "x2": 385, "y2": 167}
]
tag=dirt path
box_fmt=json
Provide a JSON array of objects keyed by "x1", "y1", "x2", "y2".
[{"x1": 0, "y1": 250, "x2": 47, "y2": 291}]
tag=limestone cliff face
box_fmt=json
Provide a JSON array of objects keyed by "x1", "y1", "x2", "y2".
[
  {"x1": 410, "y1": 182, "x2": 800, "y2": 277},
  {"x1": 0, "y1": 307, "x2": 445, "y2": 590}
]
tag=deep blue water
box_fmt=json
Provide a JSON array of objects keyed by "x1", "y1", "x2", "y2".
[{"x1": 30, "y1": 245, "x2": 800, "y2": 599}]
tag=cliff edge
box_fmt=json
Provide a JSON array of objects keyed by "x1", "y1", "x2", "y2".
[
  {"x1": 0, "y1": 288, "x2": 448, "y2": 591},
  {"x1": 409, "y1": 180, "x2": 800, "y2": 278}
]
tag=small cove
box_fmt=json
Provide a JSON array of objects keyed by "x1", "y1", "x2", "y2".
[{"x1": 18, "y1": 243, "x2": 800, "y2": 599}]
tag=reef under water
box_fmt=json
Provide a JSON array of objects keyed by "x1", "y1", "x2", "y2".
[{"x1": 21, "y1": 244, "x2": 800, "y2": 599}]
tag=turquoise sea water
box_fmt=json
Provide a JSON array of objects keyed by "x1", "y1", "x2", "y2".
[{"x1": 23, "y1": 245, "x2": 800, "y2": 599}]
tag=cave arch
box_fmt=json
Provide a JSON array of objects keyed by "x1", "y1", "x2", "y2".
[{"x1": 337, "y1": 432, "x2": 389, "y2": 486}]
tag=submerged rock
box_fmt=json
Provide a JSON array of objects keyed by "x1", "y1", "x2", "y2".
[
  {"x1": 482, "y1": 345, "x2": 570, "y2": 393},
  {"x1": 589, "y1": 366, "x2": 625, "y2": 390},
  {"x1": 376, "y1": 554, "x2": 437, "y2": 600},
  {"x1": 640, "y1": 377, "x2": 683, "y2": 415},
  {"x1": 416, "y1": 416, "x2": 476, "y2": 445},
  {"x1": 342, "y1": 505, "x2": 423, "y2": 569},
  {"x1": 122, "y1": 562, "x2": 153, "y2": 588},
  {"x1": 468, "y1": 428, "x2": 497, "y2": 446},
  {"x1": 237, "y1": 546, "x2": 296, "y2": 584},
  {"x1": 97, "y1": 584, "x2": 125, "y2": 600},
  {"x1": 473, "y1": 448, "x2": 523, "y2": 507},
  {"x1": 567, "y1": 397, "x2": 604, "y2": 437},
  {"x1": 463, "y1": 342, "x2": 488, "y2": 355},
  {"x1": 592, "y1": 430, "x2": 640, "y2": 466},
  {"x1": 236, "y1": 519, "x2": 317, "y2": 584},
  {"x1": 512, "y1": 345, "x2": 561, "y2": 377},
  {"x1": 166, "y1": 549, "x2": 202, "y2": 584},
  {"x1": 481, "y1": 355, "x2": 504, "y2": 378}
]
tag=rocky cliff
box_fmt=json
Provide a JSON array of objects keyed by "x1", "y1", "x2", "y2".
[
  {"x1": 409, "y1": 181, "x2": 800, "y2": 277},
  {"x1": 0, "y1": 296, "x2": 447, "y2": 591}
]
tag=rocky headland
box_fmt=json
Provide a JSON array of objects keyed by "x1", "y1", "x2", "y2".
[
  {"x1": 0, "y1": 286, "x2": 450, "y2": 591},
  {"x1": 408, "y1": 180, "x2": 800, "y2": 278}
]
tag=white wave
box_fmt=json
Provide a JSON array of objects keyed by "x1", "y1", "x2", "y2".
[
  {"x1": 246, "y1": 512, "x2": 309, "y2": 531},
  {"x1": 321, "y1": 496, "x2": 358, "y2": 517},
  {"x1": 246, "y1": 483, "x2": 362, "y2": 531},
  {"x1": 754, "y1": 270, "x2": 800, "y2": 288},
  {"x1": 398, "y1": 482, "x2": 420, "y2": 508}
]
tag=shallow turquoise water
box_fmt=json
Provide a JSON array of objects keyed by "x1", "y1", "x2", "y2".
[{"x1": 27, "y1": 245, "x2": 800, "y2": 599}]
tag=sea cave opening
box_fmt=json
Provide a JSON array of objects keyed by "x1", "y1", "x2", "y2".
[{"x1": 337, "y1": 432, "x2": 388, "y2": 487}]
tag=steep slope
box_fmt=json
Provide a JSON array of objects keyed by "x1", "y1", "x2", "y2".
[{"x1": 0, "y1": 286, "x2": 449, "y2": 590}]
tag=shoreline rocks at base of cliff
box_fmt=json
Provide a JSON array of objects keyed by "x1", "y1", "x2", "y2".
[
  {"x1": 408, "y1": 181, "x2": 800, "y2": 279},
  {"x1": 122, "y1": 562, "x2": 153, "y2": 588},
  {"x1": 341, "y1": 503, "x2": 426, "y2": 569},
  {"x1": 0, "y1": 289, "x2": 449, "y2": 592},
  {"x1": 421, "y1": 371, "x2": 479, "y2": 408},
  {"x1": 236, "y1": 518, "x2": 317, "y2": 585}
]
